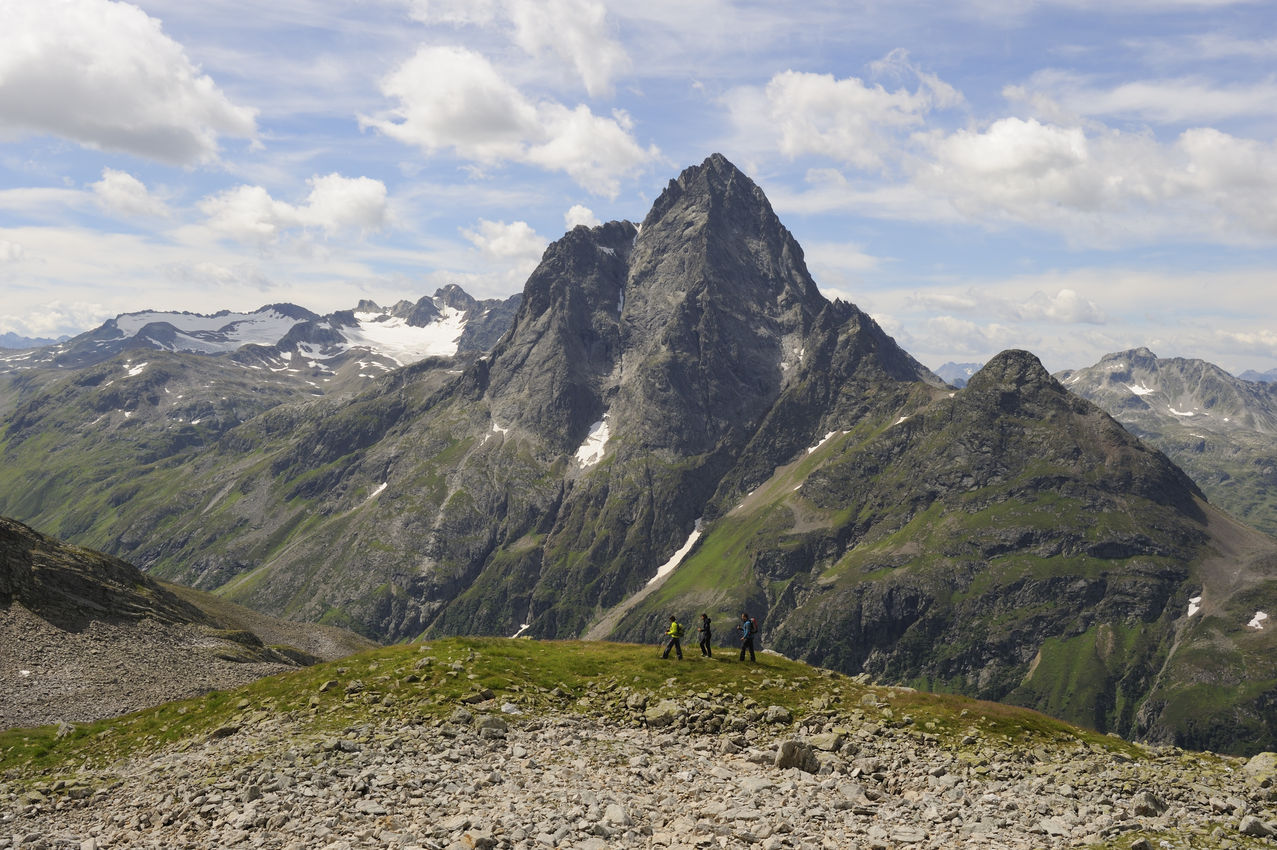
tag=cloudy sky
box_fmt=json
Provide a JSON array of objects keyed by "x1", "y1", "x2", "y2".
[{"x1": 2, "y1": 0, "x2": 1276, "y2": 374}]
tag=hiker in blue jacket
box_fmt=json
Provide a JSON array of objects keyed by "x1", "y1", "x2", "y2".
[{"x1": 738, "y1": 612, "x2": 756, "y2": 662}]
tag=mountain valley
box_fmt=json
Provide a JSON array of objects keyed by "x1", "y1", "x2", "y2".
[{"x1": 1, "y1": 155, "x2": 1275, "y2": 755}]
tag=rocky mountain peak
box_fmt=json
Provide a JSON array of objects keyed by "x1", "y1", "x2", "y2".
[{"x1": 965, "y1": 349, "x2": 1057, "y2": 394}]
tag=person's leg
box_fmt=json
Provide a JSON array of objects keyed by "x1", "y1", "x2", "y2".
[{"x1": 675, "y1": 639, "x2": 682, "y2": 659}]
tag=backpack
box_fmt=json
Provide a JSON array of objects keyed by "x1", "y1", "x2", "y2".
[
  {"x1": 749, "y1": 616, "x2": 759, "y2": 636},
  {"x1": 671, "y1": 621, "x2": 684, "y2": 638}
]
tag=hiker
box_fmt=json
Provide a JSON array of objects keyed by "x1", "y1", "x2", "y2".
[
  {"x1": 662, "y1": 615, "x2": 684, "y2": 659},
  {"x1": 737, "y1": 612, "x2": 756, "y2": 662},
  {"x1": 697, "y1": 613, "x2": 712, "y2": 657}
]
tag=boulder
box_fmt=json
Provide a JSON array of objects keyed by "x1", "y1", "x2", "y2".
[
  {"x1": 1244, "y1": 752, "x2": 1277, "y2": 787},
  {"x1": 644, "y1": 699, "x2": 684, "y2": 728},
  {"x1": 775, "y1": 739, "x2": 820, "y2": 773}
]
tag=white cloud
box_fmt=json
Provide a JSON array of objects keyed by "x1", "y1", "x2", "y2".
[
  {"x1": 0, "y1": 240, "x2": 23, "y2": 263},
  {"x1": 0, "y1": 299, "x2": 108, "y2": 338},
  {"x1": 1011, "y1": 70, "x2": 1277, "y2": 124},
  {"x1": 910, "y1": 315, "x2": 1021, "y2": 356},
  {"x1": 461, "y1": 218, "x2": 547, "y2": 287},
  {"x1": 0, "y1": 0, "x2": 257, "y2": 165},
  {"x1": 917, "y1": 118, "x2": 1277, "y2": 243},
  {"x1": 725, "y1": 53, "x2": 962, "y2": 170},
  {"x1": 908, "y1": 286, "x2": 1104, "y2": 325},
  {"x1": 162, "y1": 261, "x2": 275, "y2": 291},
  {"x1": 462, "y1": 218, "x2": 546, "y2": 262},
  {"x1": 90, "y1": 169, "x2": 168, "y2": 218},
  {"x1": 298, "y1": 174, "x2": 389, "y2": 234},
  {"x1": 565, "y1": 204, "x2": 600, "y2": 229},
  {"x1": 507, "y1": 0, "x2": 630, "y2": 96},
  {"x1": 361, "y1": 45, "x2": 657, "y2": 196},
  {"x1": 403, "y1": 0, "x2": 629, "y2": 96},
  {"x1": 404, "y1": 0, "x2": 500, "y2": 25},
  {"x1": 1015, "y1": 289, "x2": 1106, "y2": 323},
  {"x1": 199, "y1": 174, "x2": 389, "y2": 244}
]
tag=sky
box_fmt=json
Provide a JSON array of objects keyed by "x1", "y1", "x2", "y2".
[{"x1": 2, "y1": 0, "x2": 1277, "y2": 374}]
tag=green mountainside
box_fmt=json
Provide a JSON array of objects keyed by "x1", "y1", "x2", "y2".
[{"x1": 0, "y1": 156, "x2": 1274, "y2": 754}]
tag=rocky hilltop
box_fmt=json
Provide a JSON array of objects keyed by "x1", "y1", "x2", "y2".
[
  {"x1": 0, "y1": 156, "x2": 1274, "y2": 754},
  {"x1": 3, "y1": 639, "x2": 1277, "y2": 850},
  {"x1": 1057, "y1": 348, "x2": 1277, "y2": 536},
  {"x1": 1, "y1": 516, "x2": 373, "y2": 729}
]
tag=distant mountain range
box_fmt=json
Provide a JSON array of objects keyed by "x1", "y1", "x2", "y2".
[
  {"x1": 1057, "y1": 348, "x2": 1277, "y2": 537},
  {"x1": 0, "y1": 284, "x2": 520, "y2": 379},
  {"x1": 0, "y1": 332, "x2": 66, "y2": 350},
  {"x1": 1240, "y1": 368, "x2": 1277, "y2": 384},
  {"x1": 0, "y1": 155, "x2": 1274, "y2": 754},
  {"x1": 933, "y1": 361, "x2": 982, "y2": 388}
]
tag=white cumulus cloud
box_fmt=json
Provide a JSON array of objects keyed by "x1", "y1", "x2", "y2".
[
  {"x1": 726, "y1": 53, "x2": 962, "y2": 170},
  {"x1": 0, "y1": 240, "x2": 23, "y2": 263},
  {"x1": 0, "y1": 300, "x2": 108, "y2": 338},
  {"x1": 507, "y1": 0, "x2": 630, "y2": 97},
  {"x1": 565, "y1": 204, "x2": 600, "y2": 229},
  {"x1": 0, "y1": 0, "x2": 257, "y2": 165},
  {"x1": 199, "y1": 174, "x2": 388, "y2": 244},
  {"x1": 362, "y1": 45, "x2": 656, "y2": 197},
  {"x1": 463, "y1": 218, "x2": 546, "y2": 261},
  {"x1": 90, "y1": 169, "x2": 168, "y2": 218}
]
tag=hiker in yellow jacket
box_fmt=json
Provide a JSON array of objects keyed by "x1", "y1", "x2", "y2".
[{"x1": 662, "y1": 615, "x2": 684, "y2": 659}]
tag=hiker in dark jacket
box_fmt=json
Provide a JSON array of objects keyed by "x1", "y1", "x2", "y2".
[
  {"x1": 738, "y1": 612, "x2": 756, "y2": 662},
  {"x1": 662, "y1": 615, "x2": 684, "y2": 659},
  {"x1": 697, "y1": 613, "x2": 712, "y2": 657}
]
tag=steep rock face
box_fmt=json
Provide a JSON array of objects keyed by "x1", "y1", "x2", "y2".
[
  {"x1": 484, "y1": 220, "x2": 636, "y2": 452},
  {"x1": 430, "y1": 156, "x2": 938, "y2": 638}
]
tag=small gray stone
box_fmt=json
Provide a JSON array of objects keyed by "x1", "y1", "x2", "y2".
[{"x1": 603, "y1": 803, "x2": 631, "y2": 826}]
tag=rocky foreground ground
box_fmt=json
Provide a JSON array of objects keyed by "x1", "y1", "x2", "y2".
[{"x1": 4, "y1": 645, "x2": 1277, "y2": 850}]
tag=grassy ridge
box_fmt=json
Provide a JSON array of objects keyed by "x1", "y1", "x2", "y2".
[{"x1": 0, "y1": 638, "x2": 1149, "y2": 779}]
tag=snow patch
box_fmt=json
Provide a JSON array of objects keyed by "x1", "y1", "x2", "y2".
[
  {"x1": 646, "y1": 519, "x2": 703, "y2": 587},
  {"x1": 807, "y1": 431, "x2": 838, "y2": 454},
  {"x1": 19, "y1": 670, "x2": 31, "y2": 677},
  {"x1": 599, "y1": 245, "x2": 615, "y2": 256},
  {"x1": 1187, "y1": 596, "x2": 1202, "y2": 617},
  {"x1": 510, "y1": 623, "x2": 532, "y2": 639},
  {"x1": 893, "y1": 415, "x2": 909, "y2": 426},
  {"x1": 1248, "y1": 611, "x2": 1268, "y2": 630},
  {"x1": 366, "y1": 482, "x2": 388, "y2": 503},
  {"x1": 125, "y1": 361, "x2": 148, "y2": 377},
  {"x1": 1169, "y1": 407, "x2": 1196, "y2": 417},
  {"x1": 574, "y1": 415, "x2": 611, "y2": 467},
  {"x1": 343, "y1": 307, "x2": 467, "y2": 366},
  {"x1": 491, "y1": 421, "x2": 509, "y2": 436},
  {"x1": 1126, "y1": 383, "x2": 1154, "y2": 396}
]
